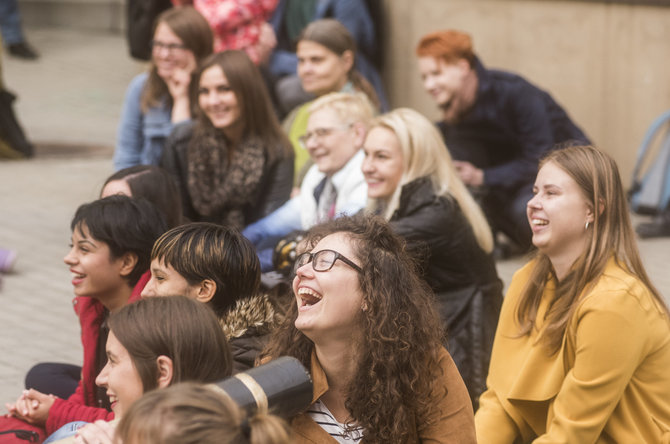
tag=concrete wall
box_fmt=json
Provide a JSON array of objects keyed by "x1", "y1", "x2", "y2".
[
  {"x1": 381, "y1": 0, "x2": 670, "y2": 181},
  {"x1": 20, "y1": 0, "x2": 124, "y2": 32}
]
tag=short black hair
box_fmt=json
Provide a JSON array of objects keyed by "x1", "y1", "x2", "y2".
[{"x1": 71, "y1": 195, "x2": 168, "y2": 286}]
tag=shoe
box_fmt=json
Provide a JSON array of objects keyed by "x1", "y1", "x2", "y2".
[
  {"x1": 0, "y1": 248, "x2": 17, "y2": 273},
  {"x1": 0, "y1": 138, "x2": 26, "y2": 159},
  {"x1": 8, "y1": 42, "x2": 39, "y2": 60},
  {"x1": 0, "y1": 89, "x2": 34, "y2": 158},
  {"x1": 636, "y1": 215, "x2": 670, "y2": 238}
]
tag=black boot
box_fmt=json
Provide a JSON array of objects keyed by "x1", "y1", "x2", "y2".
[
  {"x1": 8, "y1": 41, "x2": 39, "y2": 60},
  {"x1": 0, "y1": 89, "x2": 34, "y2": 158}
]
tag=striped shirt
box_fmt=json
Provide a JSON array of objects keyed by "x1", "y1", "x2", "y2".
[{"x1": 307, "y1": 400, "x2": 364, "y2": 443}]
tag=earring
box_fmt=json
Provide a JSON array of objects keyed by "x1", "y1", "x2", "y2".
[{"x1": 585, "y1": 221, "x2": 590, "y2": 230}]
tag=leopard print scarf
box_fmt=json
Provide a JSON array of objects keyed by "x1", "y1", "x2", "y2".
[{"x1": 186, "y1": 127, "x2": 266, "y2": 229}]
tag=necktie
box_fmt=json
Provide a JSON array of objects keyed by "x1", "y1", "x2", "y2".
[{"x1": 314, "y1": 177, "x2": 337, "y2": 223}]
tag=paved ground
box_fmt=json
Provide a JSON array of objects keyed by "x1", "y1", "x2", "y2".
[{"x1": 0, "y1": 26, "x2": 668, "y2": 409}]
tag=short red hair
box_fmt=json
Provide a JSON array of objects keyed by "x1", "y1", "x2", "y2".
[{"x1": 416, "y1": 30, "x2": 475, "y2": 66}]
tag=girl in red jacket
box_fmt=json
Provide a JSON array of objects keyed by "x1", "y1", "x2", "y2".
[{"x1": 3, "y1": 196, "x2": 167, "y2": 440}]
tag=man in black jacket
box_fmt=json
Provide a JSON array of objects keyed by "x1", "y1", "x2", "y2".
[{"x1": 416, "y1": 30, "x2": 589, "y2": 253}]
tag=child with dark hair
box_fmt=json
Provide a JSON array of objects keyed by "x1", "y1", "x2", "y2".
[
  {"x1": 142, "y1": 222, "x2": 282, "y2": 372},
  {"x1": 3, "y1": 195, "x2": 168, "y2": 440}
]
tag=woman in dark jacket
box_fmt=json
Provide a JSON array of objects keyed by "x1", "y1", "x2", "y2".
[
  {"x1": 362, "y1": 107, "x2": 503, "y2": 408},
  {"x1": 162, "y1": 50, "x2": 293, "y2": 229}
]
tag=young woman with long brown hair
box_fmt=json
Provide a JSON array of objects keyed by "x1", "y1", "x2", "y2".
[
  {"x1": 161, "y1": 50, "x2": 293, "y2": 229},
  {"x1": 475, "y1": 145, "x2": 670, "y2": 443}
]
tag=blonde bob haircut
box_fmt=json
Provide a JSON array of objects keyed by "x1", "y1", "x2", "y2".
[
  {"x1": 307, "y1": 91, "x2": 375, "y2": 128},
  {"x1": 368, "y1": 107, "x2": 493, "y2": 253}
]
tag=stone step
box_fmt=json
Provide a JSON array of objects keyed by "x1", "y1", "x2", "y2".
[{"x1": 20, "y1": 0, "x2": 124, "y2": 33}]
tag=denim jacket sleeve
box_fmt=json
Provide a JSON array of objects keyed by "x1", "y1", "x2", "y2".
[
  {"x1": 242, "y1": 196, "x2": 302, "y2": 246},
  {"x1": 114, "y1": 73, "x2": 173, "y2": 170},
  {"x1": 113, "y1": 73, "x2": 147, "y2": 170}
]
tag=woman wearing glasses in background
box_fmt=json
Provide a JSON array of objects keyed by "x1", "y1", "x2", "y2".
[
  {"x1": 113, "y1": 7, "x2": 213, "y2": 170},
  {"x1": 262, "y1": 215, "x2": 476, "y2": 443}
]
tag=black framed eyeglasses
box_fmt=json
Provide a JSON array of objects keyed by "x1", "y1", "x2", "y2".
[{"x1": 293, "y1": 249, "x2": 362, "y2": 275}]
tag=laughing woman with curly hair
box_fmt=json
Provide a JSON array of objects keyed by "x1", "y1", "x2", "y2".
[{"x1": 261, "y1": 215, "x2": 475, "y2": 443}]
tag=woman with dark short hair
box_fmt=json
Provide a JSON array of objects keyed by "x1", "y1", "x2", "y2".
[{"x1": 5, "y1": 196, "x2": 168, "y2": 440}]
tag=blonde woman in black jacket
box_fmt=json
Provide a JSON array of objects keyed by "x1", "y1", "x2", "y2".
[{"x1": 362, "y1": 108, "x2": 503, "y2": 408}]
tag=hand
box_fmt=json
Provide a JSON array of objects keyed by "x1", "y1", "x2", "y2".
[
  {"x1": 256, "y1": 22, "x2": 277, "y2": 65},
  {"x1": 453, "y1": 160, "x2": 484, "y2": 186},
  {"x1": 172, "y1": 0, "x2": 193, "y2": 6},
  {"x1": 168, "y1": 51, "x2": 197, "y2": 122},
  {"x1": 5, "y1": 389, "x2": 56, "y2": 426},
  {"x1": 74, "y1": 420, "x2": 117, "y2": 444},
  {"x1": 166, "y1": 52, "x2": 196, "y2": 102}
]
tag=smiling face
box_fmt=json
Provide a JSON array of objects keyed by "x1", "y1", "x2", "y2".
[
  {"x1": 527, "y1": 161, "x2": 593, "y2": 265},
  {"x1": 141, "y1": 258, "x2": 199, "y2": 299},
  {"x1": 292, "y1": 232, "x2": 365, "y2": 343},
  {"x1": 152, "y1": 22, "x2": 195, "y2": 80},
  {"x1": 418, "y1": 56, "x2": 469, "y2": 110},
  {"x1": 297, "y1": 40, "x2": 352, "y2": 96},
  {"x1": 95, "y1": 331, "x2": 144, "y2": 417},
  {"x1": 63, "y1": 224, "x2": 130, "y2": 304},
  {"x1": 361, "y1": 126, "x2": 405, "y2": 201},
  {"x1": 198, "y1": 64, "x2": 242, "y2": 138},
  {"x1": 303, "y1": 107, "x2": 360, "y2": 176}
]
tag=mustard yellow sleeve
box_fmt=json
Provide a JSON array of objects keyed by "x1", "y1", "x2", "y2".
[
  {"x1": 475, "y1": 388, "x2": 521, "y2": 444},
  {"x1": 533, "y1": 289, "x2": 648, "y2": 443}
]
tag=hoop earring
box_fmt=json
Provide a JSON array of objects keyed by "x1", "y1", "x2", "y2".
[{"x1": 585, "y1": 221, "x2": 590, "y2": 230}]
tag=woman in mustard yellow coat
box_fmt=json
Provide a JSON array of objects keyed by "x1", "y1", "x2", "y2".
[{"x1": 475, "y1": 145, "x2": 670, "y2": 443}]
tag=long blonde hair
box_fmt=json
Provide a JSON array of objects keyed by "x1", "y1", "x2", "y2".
[
  {"x1": 367, "y1": 108, "x2": 493, "y2": 253},
  {"x1": 516, "y1": 145, "x2": 669, "y2": 354}
]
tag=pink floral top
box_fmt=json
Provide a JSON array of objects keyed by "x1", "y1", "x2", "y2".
[{"x1": 176, "y1": 0, "x2": 278, "y2": 63}]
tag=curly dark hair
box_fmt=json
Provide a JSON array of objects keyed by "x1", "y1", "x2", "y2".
[{"x1": 261, "y1": 214, "x2": 445, "y2": 442}]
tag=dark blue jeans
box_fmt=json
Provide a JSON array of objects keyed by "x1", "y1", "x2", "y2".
[{"x1": 25, "y1": 362, "x2": 81, "y2": 399}]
